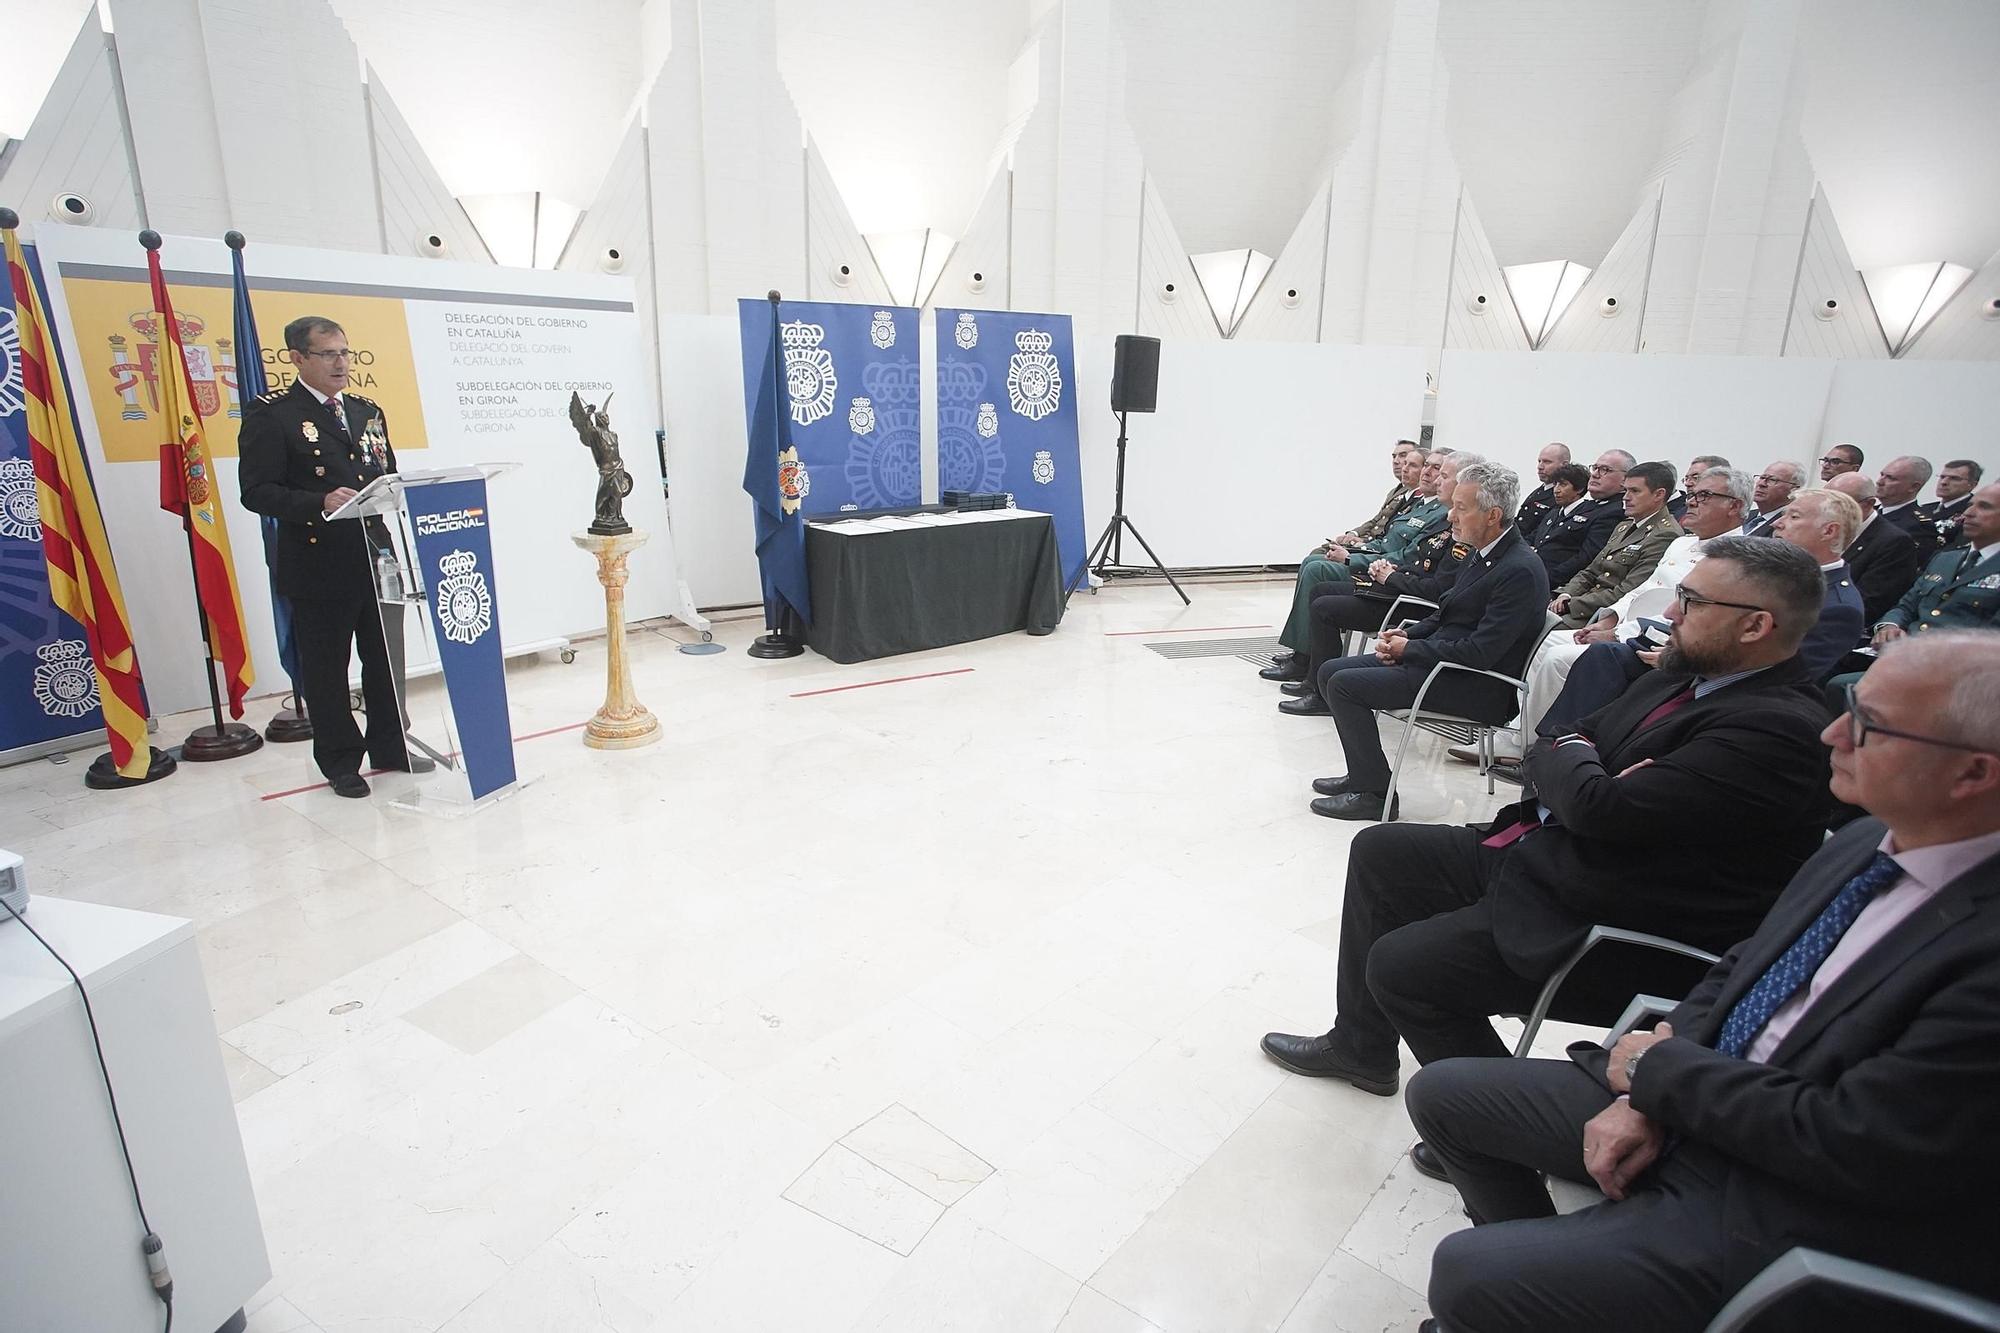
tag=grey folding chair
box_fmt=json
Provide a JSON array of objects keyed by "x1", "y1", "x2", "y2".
[
  {"x1": 1511, "y1": 925, "x2": 1720, "y2": 1057},
  {"x1": 1705, "y1": 1248, "x2": 2000, "y2": 1332}
]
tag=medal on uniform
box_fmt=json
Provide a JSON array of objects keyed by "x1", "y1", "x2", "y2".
[
  {"x1": 302, "y1": 420, "x2": 319, "y2": 443},
  {"x1": 364, "y1": 416, "x2": 388, "y2": 471},
  {"x1": 314, "y1": 465, "x2": 326, "y2": 476}
]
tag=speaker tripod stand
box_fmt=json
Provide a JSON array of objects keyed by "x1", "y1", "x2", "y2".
[{"x1": 1064, "y1": 411, "x2": 1189, "y2": 606}]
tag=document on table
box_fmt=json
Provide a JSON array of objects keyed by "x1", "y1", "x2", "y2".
[{"x1": 818, "y1": 519, "x2": 896, "y2": 535}]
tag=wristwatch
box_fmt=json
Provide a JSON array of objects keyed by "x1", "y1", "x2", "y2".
[{"x1": 1623, "y1": 1047, "x2": 1648, "y2": 1084}]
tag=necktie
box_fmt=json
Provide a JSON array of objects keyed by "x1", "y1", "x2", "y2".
[
  {"x1": 324, "y1": 395, "x2": 350, "y2": 438},
  {"x1": 1635, "y1": 684, "x2": 1695, "y2": 732},
  {"x1": 1714, "y1": 851, "x2": 1904, "y2": 1058}
]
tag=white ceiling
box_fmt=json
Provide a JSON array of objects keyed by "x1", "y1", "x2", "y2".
[{"x1": 0, "y1": 0, "x2": 95, "y2": 141}]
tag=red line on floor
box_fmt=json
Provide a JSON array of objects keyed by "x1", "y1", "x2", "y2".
[
  {"x1": 258, "y1": 720, "x2": 590, "y2": 800},
  {"x1": 1102, "y1": 624, "x2": 1272, "y2": 637},
  {"x1": 790, "y1": 667, "x2": 974, "y2": 698}
]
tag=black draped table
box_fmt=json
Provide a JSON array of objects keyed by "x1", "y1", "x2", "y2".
[{"x1": 804, "y1": 509, "x2": 1065, "y2": 663}]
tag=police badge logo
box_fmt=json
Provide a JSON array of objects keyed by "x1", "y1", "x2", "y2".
[
  {"x1": 434, "y1": 549, "x2": 494, "y2": 646},
  {"x1": 843, "y1": 363, "x2": 921, "y2": 508},
  {"x1": 1031, "y1": 450, "x2": 1056, "y2": 485},
  {"x1": 0, "y1": 306, "x2": 24, "y2": 417},
  {"x1": 869, "y1": 311, "x2": 897, "y2": 349},
  {"x1": 1006, "y1": 329, "x2": 1062, "y2": 421},
  {"x1": 954, "y1": 312, "x2": 978, "y2": 349},
  {"x1": 32, "y1": 639, "x2": 100, "y2": 718},
  {"x1": 976, "y1": 403, "x2": 998, "y2": 439},
  {"x1": 302, "y1": 420, "x2": 319, "y2": 444},
  {"x1": 782, "y1": 320, "x2": 838, "y2": 426},
  {"x1": 778, "y1": 445, "x2": 811, "y2": 515},
  {"x1": 0, "y1": 457, "x2": 41, "y2": 542},
  {"x1": 848, "y1": 396, "x2": 876, "y2": 435}
]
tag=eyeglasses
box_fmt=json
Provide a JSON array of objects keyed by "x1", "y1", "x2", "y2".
[
  {"x1": 1589, "y1": 464, "x2": 1621, "y2": 475},
  {"x1": 1682, "y1": 490, "x2": 1738, "y2": 508},
  {"x1": 297, "y1": 348, "x2": 354, "y2": 363},
  {"x1": 1818, "y1": 456, "x2": 1856, "y2": 466},
  {"x1": 1840, "y1": 683, "x2": 1991, "y2": 754},
  {"x1": 1755, "y1": 473, "x2": 1795, "y2": 486},
  {"x1": 1674, "y1": 585, "x2": 1769, "y2": 619}
]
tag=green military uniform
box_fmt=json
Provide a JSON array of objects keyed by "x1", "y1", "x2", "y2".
[
  {"x1": 1349, "y1": 483, "x2": 1413, "y2": 545},
  {"x1": 1553, "y1": 508, "x2": 1683, "y2": 628},
  {"x1": 1280, "y1": 497, "x2": 1447, "y2": 651},
  {"x1": 1876, "y1": 544, "x2": 2000, "y2": 635}
]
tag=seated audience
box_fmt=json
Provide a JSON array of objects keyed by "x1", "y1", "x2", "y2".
[
  {"x1": 1336, "y1": 439, "x2": 1420, "y2": 548},
  {"x1": 1738, "y1": 459, "x2": 1804, "y2": 537},
  {"x1": 1817, "y1": 441, "x2": 1863, "y2": 481},
  {"x1": 1547, "y1": 462, "x2": 1683, "y2": 629},
  {"x1": 1876, "y1": 454, "x2": 1944, "y2": 563},
  {"x1": 1920, "y1": 457, "x2": 1982, "y2": 549},
  {"x1": 1528, "y1": 451, "x2": 1630, "y2": 589},
  {"x1": 1409, "y1": 630, "x2": 2000, "y2": 1333},
  {"x1": 1267, "y1": 446, "x2": 1439, "y2": 680},
  {"x1": 1456, "y1": 466, "x2": 1750, "y2": 766},
  {"x1": 1825, "y1": 471, "x2": 1920, "y2": 625},
  {"x1": 1280, "y1": 453, "x2": 1486, "y2": 712},
  {"x1": 1260, "y1": 538, "x2": 1831, "y2": 1095},
  {"x1": 1513, "y1": 442, "x2": 1572, "y2": 536},
  {"x1": 1825, "y1": 479, "x2": 2000, "y2": 704},
  {"x1": 1665, "y1": 453, "x2": 1728, "y2": 522},
  {"x1": 1302, "y1": 463, "x2": 1547, "y2": 821}
]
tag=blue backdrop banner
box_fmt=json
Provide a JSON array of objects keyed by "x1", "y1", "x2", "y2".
[
  {"x1": 738, "y1": 299, "x2": 921, "y2": 515},
  {"x1": 1, "y1": 250, "x2": 112, "y2": 759},
  {"x1": 934, "y1": 308, "x2": 1088, "y2": 590},
  {"x1": 405, "y1": 477, "x2": 517, "y2": 799}
]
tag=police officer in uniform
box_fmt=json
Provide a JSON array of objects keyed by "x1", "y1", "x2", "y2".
[{"x1": 239, "y1": 316, "x2": 422, "y2": 796}]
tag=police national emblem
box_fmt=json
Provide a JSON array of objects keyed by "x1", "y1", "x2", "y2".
[
  {"x1": 33, "y1": 639, "x2": 100, "y2": 718},
  {"x1": 976, "y1": 403, "x2": 998, "y2": 439},
  {"x1": 842, "y1": 363, "x2": 921, "y2": 508},
  {"x1": 935, "y1": 362, "x2": 1004, "y2": 495},
  {"x1": 0, "y1": 306, "x2": 24, "y2": 416},
  {"x1": 434, "y1": 549, "x2": 494, "y2": 646},
  {"x1": 1006, "y1": 329, "x2": 1062, "y2": 421},
  {"x1": 1032, "y1": 450, "x2": 1056, "y2": 485},
  {"x1": 782, "y1": 320, "x2": 838, "y2": 427},
  {"x1": 0, "y1": 457, "x2": 41, "y2": 542},
  {"x1": 953, "y1": 312, "x2": 978, "y2": 350},
  {"x1": 848, "y1": 397, "x2": 876, "y2": 435},
  {"x1": 778, "y1": 445, "x2": 811, "y2": 515},
  {"x1": 869, "y1": 310, "x2": 897, "y2": 350}
]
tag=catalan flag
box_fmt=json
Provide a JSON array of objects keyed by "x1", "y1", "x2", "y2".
[
  {"x1": 145, "y1": 238, "x2": 253, "y2": 717},
  {"x1": 3, "y1": 225, "x2": 152, "y2": 777}
]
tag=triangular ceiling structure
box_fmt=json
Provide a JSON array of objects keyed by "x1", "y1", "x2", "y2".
[
  {"x1": 1442, "y1": 190, "x2": 1530, "y2": 352},
  {"x1": 368, "y1": 65, "x2": 491, "y2": 263},
  {"x1": 1864, "y1": 261, "x2": 1972, "y2": 355},
  {"x1": 1233, "y1": 179, "x2": 1331, "y2": 343},
  {"x1": 1544, "y1": 192, "x2": 1662, "y2": 353},
  {"x1": 926, "y1": 167, "x2": 1010, "y2": 311},
  {"x1": 1901, "y1": 248, "x2": 2000, "y2": 361},
  {"x1": 1781, "y1": 185, "x2": 1886, "y2": 359},
  {"x1": 0, "y1": 14, "x2": 144, "y2": 235},
  {"x1": 806, "y1": 138, "x2": 893, "y2": 305},
  {"x1": 1134, "y1": 172, "x2": 1218, "y2": 341}
]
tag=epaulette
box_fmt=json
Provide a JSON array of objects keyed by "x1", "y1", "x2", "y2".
[
  {"x1": 346, "y1": 392, "x2": 378, "y2": 407},
  {"x1": 255, "y1": 388, "x2": 287, "y2": 403}
]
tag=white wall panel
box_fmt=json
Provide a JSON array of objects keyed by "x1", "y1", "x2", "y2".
[
  {"x1": 367, "y1": 68, "x2": 490, "y2": 264},
  {"x1": 1134, "y1": 174, "x2": 1217, "y2": 341},
  {"x1": 108, "y1": 0, "x2": 231, "y2": 237},
  {"x1": 1819, "y1": 361, "x2": 2000, "y2": 478},
  {"x1": 646, "y1": 0, "x2": 710, "y2": 316},
  {"x1": 558, "y1": 120, "x2": 661, "y2": 418},
  {"x1": 927, "y1": 170, "x2": 1011, "y2": 315},
  {"x1": 1780, "y1": 185, "x2": 1886, "y2": 359},
  {"x1": 694, "y1": 0, "x2": 804, "y2": 311},
  {"x1": 1543, "y1": 195, "x2": 1660, "y2": 354},
  {"x1": 1441, "y1": 191, "x2": 1530, "y2": 353},
  {"x1": 1233, "y1": 181, "x2": 1330, "y2": 345},
  {"x1": 804, "y1": 140, "x2": 892, "y2": 306},
  {"x1": 0, "y1": 16, "x2": 144, "y2": 234}
]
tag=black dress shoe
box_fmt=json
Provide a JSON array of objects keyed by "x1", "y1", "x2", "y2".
[
  {"x1": 330, "y1": 773, "x2": 370, "y2": 798},
  {"x1": 1311, "y1": 791, "x2": 1396, "y2": 821},
  {"x1": 1312, "y1": 775, "x2": 1363, "y2": 796},
  {"x1": 1278, "y1": 680, "x2": 1314, "y2": 697},
  {"x1": 1259, "y1": 657, "x2": 1306, "y2": 682},
  {"x1": 1278, "y1": 694, "x2": 1330, "y2": 716},
  {"x1": 1258, "y1": 1032, "x2": 1399, "y2": 1096},
  {"x1": 1409, "y1": 1140, "x2": 1450, "y2": 1182}
]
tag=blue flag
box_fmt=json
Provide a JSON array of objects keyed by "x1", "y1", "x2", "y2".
[
  {"x1": 227, "y1": 240, "x2": 301, "y2": 690},
  {"x1": 741, "y1": 299, "x2": 811, "y2": 627}
]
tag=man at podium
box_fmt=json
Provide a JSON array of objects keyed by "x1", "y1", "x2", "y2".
[{"x1": 239, "y1": 315, "x2": 423, "y2": 797}]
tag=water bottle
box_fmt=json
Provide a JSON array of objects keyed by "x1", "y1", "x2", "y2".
[{"x1": 373, "y1": 547, "x2": 405, "y2": 603}]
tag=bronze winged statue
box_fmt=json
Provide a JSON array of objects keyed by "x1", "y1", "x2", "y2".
[{"x1": 570, "y1": 390, "x2": 634, "y2": 536}]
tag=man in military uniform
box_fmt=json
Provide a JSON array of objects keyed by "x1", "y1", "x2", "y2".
[
  {"x1": 1918, "y1": 458, "x2": 1981, "y2": 549},
  {"x1": 1332, "y1": 440, "x2": 1421, "y2": 548},
  {"x1": 1512, "y1": 442, "x2": 1571, "y2": 536},
  {"x1": 1824, "y1": 480, "x2": 2000, "y2": 707},
  {"x1": 239, "y1": 315, "x2": 422, "y2": 797},
  {"x1": 1526, "y1": 450, "x2": 1630, "y2": 589},
  {"x1": 1547, "y1": 462, "x2": 1683, "y2": 629}
]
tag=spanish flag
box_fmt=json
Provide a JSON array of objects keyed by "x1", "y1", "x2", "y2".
[
  {"x1": 144, "y1": 239, "x2": 253, "y2": 717},
  {"x1": 3, "y1": 225, "x2": 153, "y2": 777}
]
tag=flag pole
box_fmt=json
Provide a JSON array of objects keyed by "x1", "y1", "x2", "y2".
[
  {"x1": 748, "y1": 289, "x2": 804, "y2": 659},
  {"x1": 140, "y1": 229, "x2": 262, "y2": 761}
]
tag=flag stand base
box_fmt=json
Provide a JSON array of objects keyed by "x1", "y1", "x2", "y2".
[
  {"x1": 265, "y1": 701, "x2": 314, "y2": 743},
  {"x1": 182, "y1": 722, "x2": 265, "y2": 761},
  {"x1": 748, "y1": 633, "x2": 803, "y2": 659},
  {"x1": 84, "y1": 746, "x2": 179, "y2": 790}
]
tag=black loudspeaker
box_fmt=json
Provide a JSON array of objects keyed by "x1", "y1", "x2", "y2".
[{"x1": 1110, "y1": 334, "x2": 1161, "y2": 414}]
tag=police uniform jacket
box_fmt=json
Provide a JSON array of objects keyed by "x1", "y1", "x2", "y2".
[
  {"x1": 1917, "y1": 494, "x2": 1972, "y2": 551},
  {"x1": 1841, "y1": 514, "x2": 1922, "y2": 627},
  {"x1": 1877, "y1": 544, "x2": 2000, "y2": 634},
  {"x1": 1554, "y1": 507, "x2": 1684, "y2": 626},
  {"x1": 238, "y1": 381, "x2": 398, "y2": 601},
  {"x1": 1368, "y1": 527, "x2": 1472, "y2": 603},
  {"x1": 1515, "y1": 483, "x2": 1558, "y2": 537},
  {"x1": 1348, "y1": 496, "x2": 1446, "y2": 571},
  {"x1": 1880, "y1": 500, "x2": 1945, "y2": 565},
  {"x1": 1527, "y1": 494, "x2": 1622, "y2": 590}
]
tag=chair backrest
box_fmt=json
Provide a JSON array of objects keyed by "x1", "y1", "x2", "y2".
[{"x1": 1704, "y1": 1248, "x2": 2000, "y2": 1332}]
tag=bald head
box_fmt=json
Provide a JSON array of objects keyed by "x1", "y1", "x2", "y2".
[
  {"x1": 1826, "y1": 471, "x2": 1876, "y2": 506},
  {"x1": 1835, "y1": 632, "x2": 2000, "y2": 840}
]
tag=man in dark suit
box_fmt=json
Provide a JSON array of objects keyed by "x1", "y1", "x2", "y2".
[
  {"x1": 1527, "y1": 451, "x2": 1629, "y2": 590},
  {"x1": 1875, "y1": 454, "x2": 1943, "y2": 564},
  {"x1": 1512, "y1": 442, "x2": 1571, "y2": 536},
  {"x1": 1825, "y1": 471, "x2": 1920, "y2": 625},
  {"x1": 1918, "y1": 457, "x2": 1981, "y2": 549},
  {"x1": 1664, "y1": 453, "x2": 1728, "y2": 523},
  {"x1": 1408, "y1": 629, "x2": 2000, "y2": 1333},
  {"x1": 1261, "y1": 539, "x2": 1831, "y2": 1094},
  {"x1": 239, "y1": 315, "x2": 421, "y2": 797},
  {"x1": 1303, "y1": 461, "x2": 1549, "y2": 822},
  {"x1": 1815, "y1": 441, "x2": 1863, "y2": 482},
  {"x1": 1737, "y1": 458, "x2": 1804, "y2": 537}
]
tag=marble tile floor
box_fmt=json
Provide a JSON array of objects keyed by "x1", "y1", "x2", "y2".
[{"x1": 4, "y1": 579, "x2": 1592, "y2": 1333}]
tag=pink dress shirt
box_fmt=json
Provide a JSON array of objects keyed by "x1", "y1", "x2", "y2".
[{"x1": 1745, "y1": 826, "x2": 2000, "y2": 1062}]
